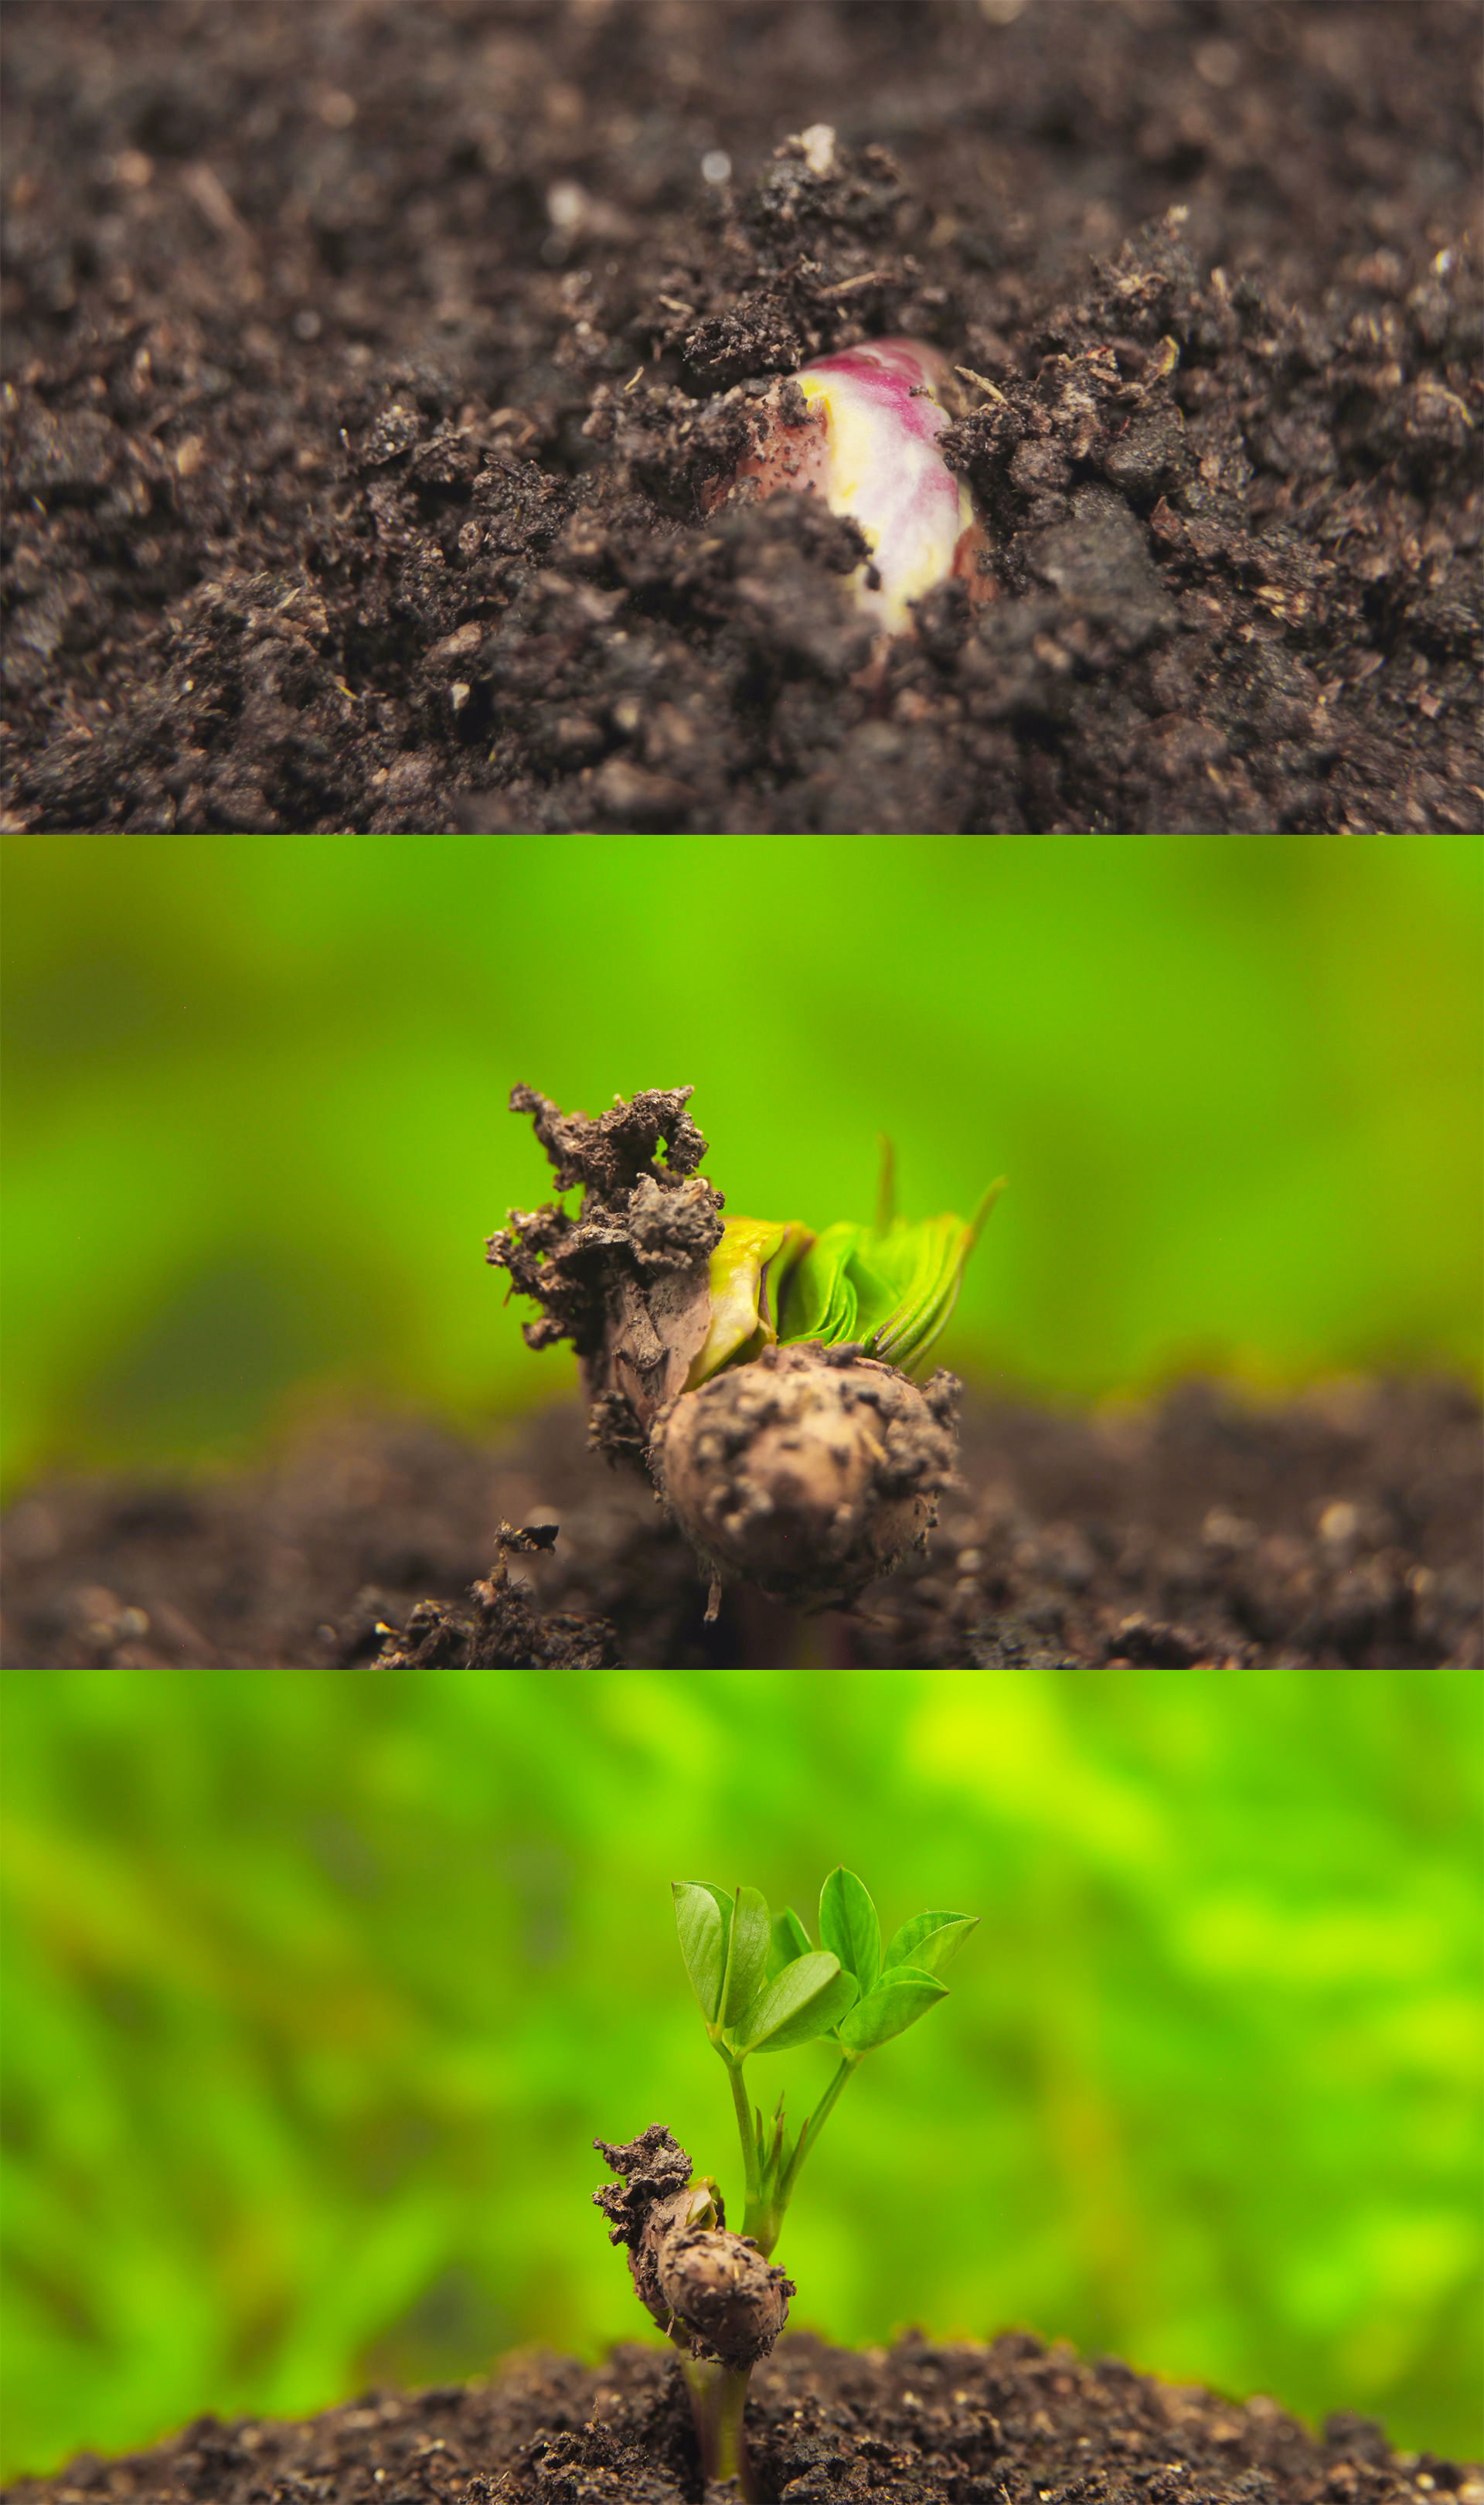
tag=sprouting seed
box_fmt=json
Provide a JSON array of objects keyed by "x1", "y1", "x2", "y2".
[
  {"x1": 710, "y1": 336, "x2": 993, "y2": 636},
  {"x1": 488, "y1": 1086, "x2": 1005, "y2": 1613},
  {"x1": 654, "y1": 1151, "x2": 1004, "y2": 1613}
]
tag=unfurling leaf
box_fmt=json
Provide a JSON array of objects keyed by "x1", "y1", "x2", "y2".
[
  {"x1": 673, "y1": 1880, "x2": 727, "y2": 2019},
  {"x1": 686, "y1": 1172, "x2": 1003, "y2": 1392},
  {"x1": 782, "y1": 1184, "x2": 1004, "y2": 1381},
  {"x1": 735, "y1": 1951, "x2": 859, "y2": 2054},
  {"x1": 836, "y1": 1962, "x2": 947, "y2": 2051},
  {"x1": 882, "y1": 1910, "x2": 979, "y2": 1975},
  {"x1": 767, "y1": 1905, "x2": 812, "y2": 1980},
  {"x1": 819, "y1": 1865, "x2": 882, "y2": 1996},
  {"x1": 686, "y1": 1218, "x2": 815, "y2": 1388}
]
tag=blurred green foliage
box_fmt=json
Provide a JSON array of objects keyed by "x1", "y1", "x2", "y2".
[
  {"x1": 1, "y1": 1669, "x2": 1479, "y2": 2478},
  {"x1": 2, "y1": 835, "x2": 1480, "y2": 1494}
]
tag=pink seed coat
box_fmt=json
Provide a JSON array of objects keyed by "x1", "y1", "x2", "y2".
[{"x1": 712, "y1": 337, "x2": 992, "y2": 636}]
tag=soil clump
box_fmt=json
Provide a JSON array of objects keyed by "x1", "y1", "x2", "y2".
[
  {"x1": 2, "y1": 0, "x2": 1479, "y2": 833},
  {"x1": 3, "y1": 2330, "x2": 1478, "y2": 2505},
  {"x1": 2, "y1": 1376, "x2": 1478, "y2": 1668}
]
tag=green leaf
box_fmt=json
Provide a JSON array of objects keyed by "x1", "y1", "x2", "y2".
[
  {"x1": 735, "y1": 1951, "x2": 859, "y2": 2055},
  {"x1": 836, "y1": 1963, "x2": 947, "y2": 2052},
  {"x1": 819, "y1": 1866, "x2": 882, "y2": 1996},
  {"x1": 767, "y1": 1906, "x2": 812, "y2": 1981},
  {"x1": 697, "y1": 1881, "x2": 737, "y2": 1989},
  {"x1": 673, "y1": 1880, "x2": 727, "y2": 2019},
  {"x1": 719, "y1": 1884, "x2": 771, "y2": 2031},
  {"x1": 882, "y1": 1910, "x2": 979, "y2": 1975}
]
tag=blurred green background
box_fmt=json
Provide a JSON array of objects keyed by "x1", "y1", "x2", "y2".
[
  {"x1": 2, "y1": 833, "x2": 1482, "y2": 1498},
  {"x1": 2, "y1": 1668, "x2": 1479, "y2": 2479}
]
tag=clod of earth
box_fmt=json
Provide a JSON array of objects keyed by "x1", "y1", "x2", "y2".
[{"x1": 485, "y1": 1084, "x2": 995, "y2": 1613}]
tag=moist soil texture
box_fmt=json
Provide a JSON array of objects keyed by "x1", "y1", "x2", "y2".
[
  {"x1": 3, "y1": 2332, "x2": 1479, "y2": 2505},
  {"x1": 2, "y1": 0, "x2": 1479, "y2": 835},
  {"x1": 2, "y1": 1376, "x2": 1478, "y2": 1668}
]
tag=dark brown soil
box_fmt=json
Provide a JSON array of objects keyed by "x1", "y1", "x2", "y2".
[
  {"x1": 2, "y1": 1376, "x2": 1478, "y2": 1667},
  {"x1": 2, "y1": 0, "x2": 1479, "y2": 834},
  {"x1": 4, "y1": 2331, "x2": 1479, "y2": 2505}
]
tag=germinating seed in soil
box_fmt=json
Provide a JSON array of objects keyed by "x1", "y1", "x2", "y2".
[
  {"x1": 2, "y1": 0, "x2": 1479, "y2": 831},
  {"x1": 482, "y1": 1084, "x2": 992, "y2": 1618}
]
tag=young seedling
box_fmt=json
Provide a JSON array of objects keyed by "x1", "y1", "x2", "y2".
[
  {"x1": 486, "y1": 1086, "x2": 1003, "y2": 1617},
  {"x1": 705, "y1": 333, "x2": 994, "y2": 642},
  {"x1": 594, "y1": 1867, "x2": 978, "y2": 2500}
]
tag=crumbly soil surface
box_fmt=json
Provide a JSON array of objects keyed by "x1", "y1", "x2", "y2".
[
  {"x1": 2, "y1": 0, "x2": 1479, "y2": 834},
  {"x1": 2, "y1": 1376, "x2": 1478, "y2": 1668},
  {"x1": 4, "y1": 2332, "x2": 1479, "y2": 2505}
]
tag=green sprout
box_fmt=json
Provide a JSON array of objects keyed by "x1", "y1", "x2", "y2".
[
  {"x1": 594, "y1": 1867, "x2": 977, "y2": 2498},
  {"x1": 686, "y1": 1141, "x2": 1006, "y2": 1389}
]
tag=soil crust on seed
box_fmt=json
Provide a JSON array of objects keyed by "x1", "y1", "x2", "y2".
[
  {"x1": 3, "y1": 2331, "x2": 1478, "y2": 2505},
  {"x1": 2, "y1": 1376, "x2": 1478, "y2": 1668},
  {"x1": 2, "y1": 0, "x2": 1479, "y2": 833}
]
